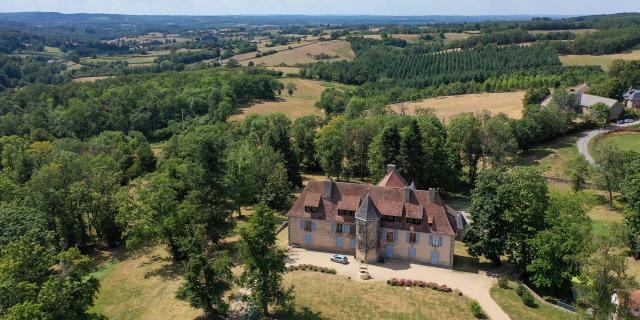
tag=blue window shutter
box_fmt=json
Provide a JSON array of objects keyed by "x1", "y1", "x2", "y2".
[
  {"x1": 416, "y1": 233, "x2": 420, "y2": 244},
  {"x1": 406, "y1": 232, "x2": 410, "y2": 243},
  {"x1": 349, "y1": 239, "x2": 356, "y2": 249},
  {"x1": 393, "y1": 230, "x2": 397, "y2": 242},
  {"x1": 311, "y1": 222, "x2": 317, "y2": 231},
  {"x1": 380, "y1": 228, "x2": 385, "y2": 241},
  {"x1": 437, "y1": 236, "x2": 442, "y2": 247},
  {"x1": 344, "y1": 224, "x2": 350, "y2": 234},
  {"x1": 300, "y1": 220, "x2": 305, "y2": 230},
  {"x1": 429, "y1": 234, "x2": 434, "y2": 246},
  {"x1": 331, "y1": 223, "x2": 336, "y2": 233}
]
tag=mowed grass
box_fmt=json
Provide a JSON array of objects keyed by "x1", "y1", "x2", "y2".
[
  {"x1": 490, "y1": 283, "x2": 576, "y2": 320},
  {"x1": 559, "y1": 48, "x2": 640, "y2": 69},
  {"x1": 517, "y1": 133, "x2": 580, "y2": 179},
  {"x1": 230, "y1": 78, "x2": 329, "y2": 121},
  {"x1": 241, "y1": 40, "x2": 355, "y2": 66},
  {"x1": 598, "y1": 132, "x2": 640, "y2": 153},
  {"x1": 90, "y1": 247, "x2": 202, "y2": 320},
  {"x1": 282, "y1": 271, "x2": 476, "y2": 320},
  {"x1": 390, "y1": 91, "x2": 525, "y2": 123}
]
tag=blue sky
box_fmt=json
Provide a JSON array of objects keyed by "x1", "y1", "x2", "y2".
[{"x1": 0, "y1": 0, "x2": 636, "y2": 16}]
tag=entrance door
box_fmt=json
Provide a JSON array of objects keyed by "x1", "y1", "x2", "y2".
[
  {"x1": 408, "y1": 247, "x2": 417, "y2": 258},
  {"x1": 385, "y1": 245, "x2": 394, "y2": 258},
  {"x1": 304, "y1": 234, "x2": 312, "y2": 245},
  {"x1": 431, "y1": 251, "x2": 439, "y2": 265}
]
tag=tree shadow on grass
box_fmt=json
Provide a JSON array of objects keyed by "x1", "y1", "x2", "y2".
[{"x1": 275, "y1": 307, "x2": 324, "y2": 320}]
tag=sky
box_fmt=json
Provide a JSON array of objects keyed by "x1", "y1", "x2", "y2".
[{"x1": 0, "y1": 0, "x2": 636, "y2": 16}]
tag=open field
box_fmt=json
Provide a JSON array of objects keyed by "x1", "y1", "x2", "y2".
[
  {"x1": 230, "y1": 78, "x2": 331, "y2": 121},
  {"x1": 241, "y1": 40, "x2": 355, "y2": 66},
  {"x1": 90, "y1": 246, "x2": 201, "y2": 320},
  {"x1": 443, "y1": 32, "x2": 473, "y2": 43},
  {"x1": 559, "y1": 48, "x2": 640, "y2": 69},
  {"x1": 267, "y1": 66, "x2": 302, "y2": 74},
  {"x1": 72, "y1": 76, "x2": 116, "y2": 83},
  {"x1": 528, "y1": 29, "x2": 597, "y2": 35},
  {"x1": 390, "y1": 91, "x2": 525, "y2": 123},
  {"x1": 282, "y1": 271, "x2": 475, "y2": 320},
  {"x1": 490, "y1": 282, "x2": 576, "y2": 320}
]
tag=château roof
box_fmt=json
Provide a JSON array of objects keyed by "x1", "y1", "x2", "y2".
[
  {"x1": 355, "y1": 194, "x2": 380, "y2": 222},
  {"x1": 377, "y1": 166, "x2": 408, "y2": 188}
]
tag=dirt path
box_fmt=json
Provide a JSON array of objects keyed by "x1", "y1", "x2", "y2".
[
  {"x1": 577, "y1": 120, "x2": 639, "y2": 164},
  {"x1": 287, "y1": 247, "x2": 510, "y2": 320}
]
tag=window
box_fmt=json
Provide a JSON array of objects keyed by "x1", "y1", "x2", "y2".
[
  {"x1": 409, "y1": 233, "x2": 417, "y2": 244},
  {"x1": 407, "y1": 218, "x2": 422, "y2": 225},
  {"x1": 336, "y1": 237, "x2": 343, "y2": 248},
  {"x1": 304, "y1": 206, "x2": 319, "y2": 213},
  {"x1": 336, "y1": 223, "x2": 343, "y2": 233},
  {"x1": 349, "y1": 239, "x2": 356, "y2": 249},
  {"x1": 338, "y1": 209, "x2": 355, "y2": 217},
  {"x1": 382, "y1": 215, "x2": 401, "y2": 222},
  {"x1": 386, "y1": 231, "x2": 394, "y2": 242},
  {"x1": 304, "y1": 221, "x2": 313, "y2": 232}
]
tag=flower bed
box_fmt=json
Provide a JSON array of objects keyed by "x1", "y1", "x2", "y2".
[
  {"x1": 287, "y1": 264, "x2": 337, "y2": 274},
  {"x1": 387, "y1": 278, "x2": 455, "y2": 293}
]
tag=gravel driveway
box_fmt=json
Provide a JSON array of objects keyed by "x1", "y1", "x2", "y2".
[
  {"x1": 287, "y1": 247, "x2": 510, "y2": 320},
  {"x1": 577, "y1": 120, "x2": 639, "y2": 164}
]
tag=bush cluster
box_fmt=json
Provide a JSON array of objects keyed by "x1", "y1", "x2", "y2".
[
  {"x1": 286, "y1": 264, "x2": 337, "y2": 274},
  {"x1": 469, "y1": 300, "x2": 487, "y2": 319},
  {"x1": 386, "y1": 278, "x2": 453, "y2": 293},
  {"x1": 521, "y1": 289, "x2": 536, "y2": 307},
  {"x1": 498, "y1": 276, "x2": 509, "y2": 289}
]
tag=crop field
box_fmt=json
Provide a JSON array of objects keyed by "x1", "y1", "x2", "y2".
[
  {"x1": 230, "y1": 78, "x2": 326, "y2": 121},
  {"x1": 443, "y1": 32, "x2": 473, "y2": 43},
  {"x1": 241, "y1": 40, "x2": 355, "y2": 66},
  {"x1": 390, "y1": 91, "x2": 525, "y2": 123},
  {"x1": 528, "y1": 29, "x2": 597, "y2": 35},
  {"x1": 72, "y1": 76, "x2": 116, "y2": 83},
  {"x1": 559, "y1": 48, "x2": 640, "y2": 69}
]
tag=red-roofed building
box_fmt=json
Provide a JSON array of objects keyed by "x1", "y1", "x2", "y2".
[{"x1": 287, "y1": 164, "x2": 466, "y2": 268}]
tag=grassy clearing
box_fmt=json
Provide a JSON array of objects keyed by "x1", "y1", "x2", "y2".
[
  {"x1": 90, "y1": 247, "x2": 201, "y2": 320},
  {"x1": 443, "y1": 32, "x2": 473, "y2": 43},
  {"x1": 241, "y1": 40, "x2": 355, "y2": 66},
  {"x1": 559, "y1": 48, "x2": 640, "y2": 69},
  {"x1": 230, "y1": 78, "x2": 328, "y2": 121},
  {"x1": 390, "y1": 91, "x2": 525, "y2": 123},
  {"x1": 528, "y1": 29, "x2": 597, "y2": 35},
  {"x1": 490, "y1": 282, "x2": 576, "y2": 320},
  {"x1": 72, "y1": 76, "x2": 116, "y2": 83},
  {"x1": 517, "y1": 133, "x2": 580, "y2": 179},
  {"x1": 281, "y1": 271, "x2": 475, "y2": 320},
  {"x1": 596, "y1": 132, "x2": 640, "y2": 153}
]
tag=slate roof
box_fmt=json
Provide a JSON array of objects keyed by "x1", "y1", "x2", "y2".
[
  {"x1": 288, "y1": 172, "x2": 456, "y2": 236},
  {"x1": 576, "y1": 93, "x2": 619, "y2": 108}
]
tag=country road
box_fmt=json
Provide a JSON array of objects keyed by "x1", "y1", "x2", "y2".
[{"x1": 577, "y1": 120, "x2": 639, "y2": 164}]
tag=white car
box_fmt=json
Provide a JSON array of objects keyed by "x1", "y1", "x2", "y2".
[{"x1": 330, "y1": 254, "x2": 349, "y2": 264}]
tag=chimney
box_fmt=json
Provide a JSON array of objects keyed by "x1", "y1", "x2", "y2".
[
  {"x1": 323, "y1": 178, "x2": 334, "y2": 200},
  {"x1": 404, "y1": 182, "x2": 415, "y2": 202},
  {"x1": 386, "y1": 164, "x2": 397, "y2": 174},
  {"x1": 428, "y1": 188, "x2": 437, "y2": 203}
]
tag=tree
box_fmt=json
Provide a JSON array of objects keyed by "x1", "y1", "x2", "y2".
[
  {"x1": 315, "y1": 117, "x2": 345, "y2": 178},
  {"x1": 177, "y1": 252, "x2": 233, "y2": 318},
  {"x1": 523, "y1": 87, "x2": 551, "y2": 106},
  {"x1": 286, "y1": 82, "x2": 297, "y2": 97},
  {"x1": 226, "y1": 58, "x2": 240, "y2": 68},
  {"x1": 527, "y1": 194, "x2": 591, "y2": 292},
  {"x1": 398, "y1": 120, "x2": 424, "y2": 185},
  {"x1": 589, "y1": 102, "x2": 611, "y2": 127},
  {"x1": 622, "y1": 170, "x2": 640, "y2": 259},
  {"x1": 578, "y1": 225, "x2": 637, "y2": 319},
  {"x1": 225, "y1": 142, "x2": 261, "y2": 217},
  {"x1": 480, "y1": 113, "x2": 518, "y2": 167},
  {"x1": 314, "y1": 88, "x2": 347, "y2": 115},
  {"x1": 447, "y1": 113, "x2": 482, "y2": 186},
  {"x1": 592, "y1": 143, "x2": 626, "y2": 207},
  {"x1": 291, "y1": 115, "x2": 321, "y2": 170},
  {"x1": 239, "y1": 205, "x2": 290, "y2": 317},
  {"x1": 548, "y1": 90, "x2": 578, "y2": 111},
  {"x1": 564, "y1": 155, "x2": 591, "y2": 192},
  {"x1": 258, "y1": 163, "x2": 293, "y2": 212}
]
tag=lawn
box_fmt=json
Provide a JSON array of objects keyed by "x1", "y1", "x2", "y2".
[
  {"x1": 517, "y1": 133, "x2": 581, "y2": 180},
  {"x1": 389, "y1": 91, "x2": 525, "y2": 123},
  {"x1": 490, "y1": 283, "x2": 576, "y2": 320},
  {"x1": 559, "y1": 48, "x2": 640, "y2": 70},
  {"x1": 229, "y1": 78, "x2": 329, "y2": 121},
  {"x1": 281, "y1": 271, "x2": 476, "y2": 320},
  {"x1": 596, "y1": 132, "x2": 640, "y2": 153}
]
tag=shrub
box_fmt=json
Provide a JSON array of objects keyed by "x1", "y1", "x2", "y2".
[
  {"x1": 386, "y1": 280, "x2": 391, "y2": 285},
  {"x1": 454, "y1": 289, "x2": 463, "y2": 296},
  {"x1": 405, "y1": 279, "x2": 413, "y2": 286},
  {"x1": 469, "y1": 300, "x2": 487, "y2": 319},
  {"x1": 498, "y1": 276, "x2": 509, "y2": 289},
  {"x1": 516, "y1": 284, "x2": 525, "y2": 296},
  {"x1": 521, "y1": 290, "x2": 536, "y2": 307}
]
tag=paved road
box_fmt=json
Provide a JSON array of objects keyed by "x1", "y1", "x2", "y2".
[
  {"x1": 288, "y1": 247, "x2": 511, "y2": 320},
  {"x1": 577, "y1": 120, "x2": 639, "y2": 164}
]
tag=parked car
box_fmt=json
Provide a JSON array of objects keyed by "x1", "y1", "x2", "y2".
[
  {"x1": 617, "y1": 119, "x2": 625, "y2": 124},
  {"x1": 289, "y1": 243, "x2": 301, "y2": 248},
  {"x1": 330, "y1": 254, "x2": 349, "y2": 264},
  {"x1": 624, "y1": 119, "x2": 635, "y2": 123}
]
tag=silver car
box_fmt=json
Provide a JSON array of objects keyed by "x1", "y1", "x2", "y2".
[{"x1": 330, "y1": 254, "x2": 349, "y2": 264}]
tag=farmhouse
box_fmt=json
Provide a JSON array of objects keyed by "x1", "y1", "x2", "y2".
[
  {"x1": 543, "y1": 91, "x2": 624, "y2": 120},
  {"x1": 624, "y1": 88, "x2": 640, "y2": 109},
  {"x1": 287, "y1": 165, "x2": 465, "y2": 268}
]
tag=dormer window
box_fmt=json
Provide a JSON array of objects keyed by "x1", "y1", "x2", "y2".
[
  {"x1": 338, "y1": 209, "x2": 355, "y2": 217},
  {"x1": 381, "y1": 215, "x2": 401, "y2": 222},
  {"x1": 407, "y1": 218, "x2": 422, "y2": 225},
  {"x1": 304, "y1": 206, "x2": 319, "y2": 213}
]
